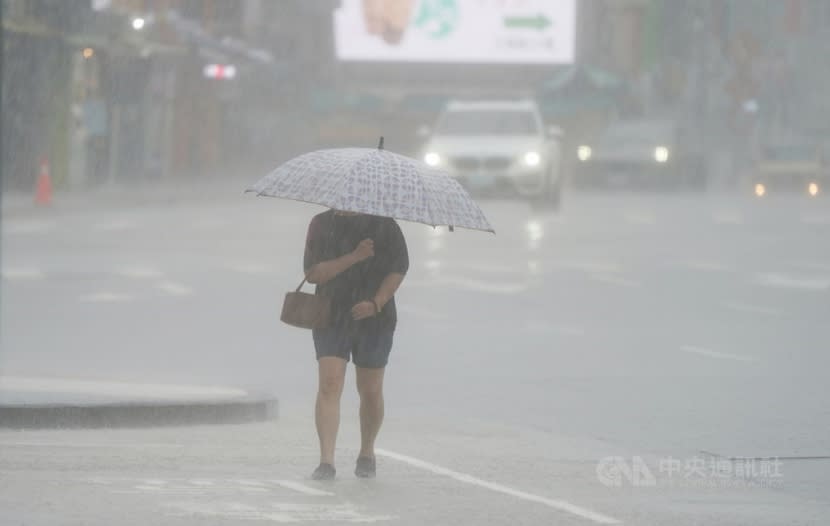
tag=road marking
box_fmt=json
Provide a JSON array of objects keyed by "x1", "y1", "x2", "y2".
[
  {"x1": 3, "y1": 220, "x2": 55, "y2": 234},
  {"x1": 589, "y1": 273, "x2": 641, "y2": 288},
  {"x1": 168, "y1": 501, "x2": 394, "y2": 523},
  {"x1": 122, "y1": 488, "x2": 207, "y2": 495},
  {"x1": 522, "y1": 321, "x2": 586, "y2": 336},
  {"x1": 376, "y1": 448, "x2": 621, "y2": 525},
  {"x1": 424, "y1": 259, "x2": 442, "y2": 271},
  {"x1": 87, "y1": 477, "x2": 333, "y2": 497},
  {"x1": 438, "y1": 276, "x2": 528, "y2": 294},
  {"x1": 398, "y1": 304, "x2": 447, "y2": 320},
  {"x1": 753, "y1": 272, "x2": 830, "y2": 291},
  {"x1": 458, "y1": 262, "x2": 526, "y2": 274},
  {"x1": 79, "y1": 292, "x2": 134, "y2": 303},
  {"x1": 86, "y1": 476, "x2": 389, "y2": 522},
  {"x1": 426, "y1": 260, "x2": 529, "y2": 275},
  {"x1": 712, "y1": 211, "x2": 744, "y2": 225},
  {"x1": 116, "y1": 266, "x2": 163, "y2": 279},
  {"x1": 235, "y1": 479, "x2": 267, "y2": 487},
  {"x1": 192, "y1": 218, "x2": 229, "y2": 229},
  {"x1": 270, "y1": 480, "x2": 335, "y2": 497},
  {"x1": 678, "y1": 260, "x2": 731, "y2": 272},
  {"x1": 679, "y1": 345, "x2": 755, "y2": 362},
  {"x1": 227, "y1": 262, "x2": 272, "y2": 275},
  {"x1": 723, "y1": 301, "x2": 782, "y2": 316},
  {"x1": 552, "y1": 261, "x2": 622, "y2": 273},
  {"x1": 93, "y1": 219, "x2": 137, "y2": 231},
  {"x1": 112, "y1": 483, "x2": 264, "y2": 495},
  {"x1": 1, "y1": 267, "x2": 44, "y2": 280},
  {"x1": 624, "y1": 211, "x2": 656, "y2": 225},
  {"x1": 155, "y1": 281, "x2": 193, "y2": 296}
]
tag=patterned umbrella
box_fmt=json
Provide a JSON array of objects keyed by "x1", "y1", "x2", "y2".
[{"x1": 246, "y1": 138, "x2": 494, "y2": 233}]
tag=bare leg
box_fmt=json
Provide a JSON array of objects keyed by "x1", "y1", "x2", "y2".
[
  {"x1": 316, "y1": 357, "x2": 347, "y2": 466},
  {"x1": 355, "y1": 366, "x2": 385, "y2": 459}
]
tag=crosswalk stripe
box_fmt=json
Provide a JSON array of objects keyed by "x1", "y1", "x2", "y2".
[
  {"x1": 155, "y1": 281, "x2": 193, "y2": 296},
  {"x1": 79, "y1": 292, "x2": 134, "y2": 303},
  {"x1": 1, "y1": 268, "x2": 44, "y2": 280}
]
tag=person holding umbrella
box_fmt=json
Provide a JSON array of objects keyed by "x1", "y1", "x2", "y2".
[
  {"x1": 247, "y1": 138, "x2": 492, "y2": 480},
  {"x1": 303, "y1": 209, "x2": 408, "y2": 479}
]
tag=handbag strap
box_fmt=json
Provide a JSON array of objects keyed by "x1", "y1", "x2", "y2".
[{"x1": 297, "y1": 211, "x2": 339, "y2": 293}]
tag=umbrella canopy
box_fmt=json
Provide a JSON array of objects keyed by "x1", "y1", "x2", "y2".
[{"x1": 247, "y1": 141, "x2": 494, "y2": 233}]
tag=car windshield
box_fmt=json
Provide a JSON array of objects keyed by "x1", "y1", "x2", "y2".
[{"x1": 436, "y1": 110, "x2": 539, "y2": 135}]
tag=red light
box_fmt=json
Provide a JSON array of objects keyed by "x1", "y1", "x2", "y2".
[{"x1": 203, "y1": 64, "x2": 236, "y2": 80}]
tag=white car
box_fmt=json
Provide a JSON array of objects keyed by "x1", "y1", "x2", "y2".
[{"x1": 421, "y1": 99, "x2": 563, "y2": 207}]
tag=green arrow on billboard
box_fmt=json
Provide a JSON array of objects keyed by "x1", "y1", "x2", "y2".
[{"x1": 504, "y1": 14, "x2": 551, "y2": 31}]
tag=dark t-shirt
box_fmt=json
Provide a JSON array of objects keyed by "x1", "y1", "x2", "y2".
[{"x1": 304, "y1": 210, "x2": 409, "y2": 331}]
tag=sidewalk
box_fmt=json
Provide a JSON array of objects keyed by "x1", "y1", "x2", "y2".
[{"x1": 1, "y1": 176, "x2": 255, "y2": 218}]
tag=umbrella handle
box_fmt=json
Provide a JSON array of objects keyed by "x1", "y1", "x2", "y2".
[{"x1": 378, "y1": 136, "x2": 384, "y2": 150}]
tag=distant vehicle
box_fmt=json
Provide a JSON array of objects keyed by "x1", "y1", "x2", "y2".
[
  {"x1": 420, "y1": 99, "x2": 564, "y2": 208},
  {"x1": 573, "y1": 119, "x2": 706, "y2": 189},
  {"x1": 752, "y1": 139, "x2": 827, "y2": 197}
]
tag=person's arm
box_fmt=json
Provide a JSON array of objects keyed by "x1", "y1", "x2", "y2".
[
  {"x1": 373, "y1": 272, "x2": 405, "y2": 311},
  {"x1": 351, "y1": 272, "x2": 405, "y2": 320},
  {"x1": 306, "y1": 239, "x2": 373, "y2": 285},
  {"x1": 352, "y1": 219, "x2": 408, "y2": 320},
  {"x1": 372, "y1": 219, "x2": 408, "y2": 310}
]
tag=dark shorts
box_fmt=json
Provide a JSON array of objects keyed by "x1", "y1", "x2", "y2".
[{"x1": 313, "y1": 327, "x2": 394, "y2": 369}]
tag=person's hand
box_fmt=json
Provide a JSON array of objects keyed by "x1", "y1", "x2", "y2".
[
  {"x1": 351, "y1": 301, "x2": 377, "y2": 320},
  {"x1": 352, "y1": 239, "x2": 375, "y2": 263}
]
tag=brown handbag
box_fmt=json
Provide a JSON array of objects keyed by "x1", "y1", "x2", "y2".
[{"x1": 280, "y1": 277, "x2": 331, "y2": 329}]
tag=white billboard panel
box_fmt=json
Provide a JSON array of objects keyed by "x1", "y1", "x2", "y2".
[{"x1": 334, "y1": 0, "x2": 576, "y2": 64}]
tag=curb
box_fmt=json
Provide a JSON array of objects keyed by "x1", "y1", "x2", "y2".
[
  {"x1": 0, "y1": 398, "x2": 278, "y2": 429},
  {"x1": 0, "y1": 377, "x2": 278, "y2": 429}
]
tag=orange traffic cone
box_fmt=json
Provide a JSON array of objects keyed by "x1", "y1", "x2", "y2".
[{"x1": 35, "y1": 157, "x2": 53, "y2": 205}]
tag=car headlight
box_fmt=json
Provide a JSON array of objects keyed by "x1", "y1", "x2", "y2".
[
  {"x1": 577, "y1": 145, "x2": 592, "y2": 162},
  {"x1": 754, "y1": 183, "x2": 766, "y2": 197},
  {"x1": 808, "y1": 181, "x2": 819, "y2": 197},
  {"x1": 523, "y1": 151, "x2": 541, "y2": 167},
  {"x1": 654, "y1": 146, "x2": 670, "y2": 163},
  {"x1": 424, "y1": 152, "x2": 441, "y2": 167}
]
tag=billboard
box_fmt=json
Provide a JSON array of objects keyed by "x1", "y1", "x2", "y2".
[{"x1": 334, "y1": 0, "x2": 576, "y2": 64}]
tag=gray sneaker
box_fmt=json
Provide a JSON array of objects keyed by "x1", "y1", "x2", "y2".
[
  {"x1": 311, "y1": 463, "x2": 336, "y2": 480},
  {"x1": 354, "y1": 456, "x2": 376, "y2": 478}
]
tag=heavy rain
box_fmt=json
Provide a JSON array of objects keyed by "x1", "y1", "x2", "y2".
[{"x1": 1, "y1": 1, "x2": 829, "y2": 524}]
